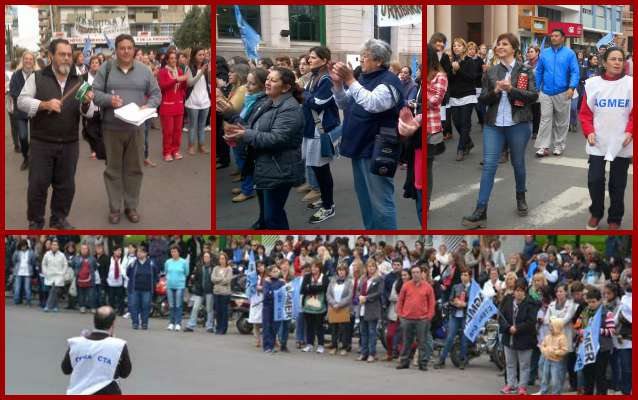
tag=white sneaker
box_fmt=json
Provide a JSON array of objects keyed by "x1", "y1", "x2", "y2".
[
  {"x1": 302, "y1": 345, "x2": 313, "y2": 352},
  {"x1": 123, "y1": 312, "x2": 130, "y2": 319},
  {"x1": 174, "y1": 324, "x2": 181, "y2": 331},
  {"x1": 205, "y1": 126, "x2": 211, "y2": 132},
  {"x1": 316, "y1": 345, "x2": 325, "y2": 354},
  {"x1": 182, "y1": 127, "x2": 188, "y2": 132},
  {"x1": 309, "y1": 206, "x2": 335, "y2": 224},
  {"x1": 167, "y1": 324, "x2": 175, "y2": 331},
  {"x1": 553, "y1": 146, "x2": 563, "y2": 156}
]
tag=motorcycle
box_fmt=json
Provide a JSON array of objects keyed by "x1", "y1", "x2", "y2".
[
  {"x1": 230, "y1": 270, "x2": 252, "y2": 334},
  {"x1": 150, "y1": 274, "x2": 169, "y2": 318},
  {"x1": 450, "y1": 318, "x2": 503, "y2": 369}
]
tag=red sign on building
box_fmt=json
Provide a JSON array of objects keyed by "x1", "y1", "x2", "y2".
[{"x1": 548, "y1": 21, "x2": 583, "y2": 37}]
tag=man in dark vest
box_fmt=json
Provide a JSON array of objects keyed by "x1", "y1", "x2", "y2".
[{"x1": 17, "y1": 38, "x2": 96, "y2": 229}]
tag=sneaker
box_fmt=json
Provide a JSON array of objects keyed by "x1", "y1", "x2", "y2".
[
  {"x1": 184, "y1": 327, "x2": 194, "y2": 332},
  {"x1": 43, "y1": 307, "x2": 49, "y2": 313},
  {"x1": 167, "y1": 324, "x2": 175, "y2": 331},
  {"x1": 231, "y1": 188, "x2": 242, "y2": 195},
  {"x1": 316, "y1": 345, "x2": 325, "y2": 354},
  {"x1": 329, "y1": 348, "x2": 337, "y2": 355},
  {"x1": 309, "y1": 206, "x2": 335, "y2": 224},
  {"x1": 80, "y1": 307, "x2": 86, "y2": 314},
  {"x1": 586, "y1": 216, "x2": 600, "y2": 230},
  {"x1": 339, "y1": 349, "x2": 348, "y2": 356},
  {"x1": 206, "y1": 328, "x2": 215, "y2": 333},
  {"x1": 307, "y1": 199, "x2": 322, "y2": 209},
  {"x1": 232, "y1": 193, "x2": 255, "y2": 203},
  {"x1": 500, "y1": 385, "x2": 516, "y2": 394},
  {"x1": 302, "y1": 189, "x2": 321, "y2": 202},
  {"x1": 302, "y1": 345, "x2": 313, "y2": 352},
  {"x1": 174, "y1": 324, "x2": 181, "y2": 331},
  {"x1": 357, "y1": 354, "x2": 367, "y2": 361},
  {"x1": 173, "y1": 152, "x2": 183, "y2": 160},
  {"x1": 123, "y1": 312, "x2": 130, "y2": 319},
  {"x1": 553, "y1": 146, "x2": 563, "y2": 156},
  {"x1": 132, "y1": 325, "x2": 139, "y2": 330},
  {"x1": 518, "y1": 387, "x2": 528, "y2": 395},
  {"x1": 142, "y1": 326, "x2": 148, "y2": 330},
  {"x1": 164, "y1": 155, "x2": 174, "y2": 162},
  {"x1": 264, "y1": 349, "x2": 273, "y2": 353},
  {"x1": 205, "y1": 126, "x2": 211, "y2": 132},
  {"x1": 366, "y1": 355, "x2": 376, "y2": 363},
  {"x1": 535, "y1": 148, "x2": 549, "y2": 158},
  {"x1": 531, "y1": 391, "x2": 542, "y2": 395},
  {"x1": 433, "y1": 360, "x2": 445, "y2": 369},
  {"x1": 182, "y1": 127, "x2": 188, "y2": 132}
]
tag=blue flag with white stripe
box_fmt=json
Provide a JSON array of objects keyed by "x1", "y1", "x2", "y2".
[
  {"x1": 291, "y1": 277, "x2": 303, "y2": 318},
  {"x1": 83, "y1": 37, "x2": 92, "y2": 64},
  {"x1": 104, "y1": 33, "x2": 114, "y2": 50},
  {"x1": 274, "y1": 284, "x2": 293, "y2": 321},
  {"x1": 411, "y1": 55, "x2": 418, "y2": 80},
  {"x1": 234, "y1": 6, "x2": 260, "y2": 60},
  {"x1": 540, "y1": 36, "x2": 547, "y2": 50},
  {"x1": 596, "y1": 32, "x2": 615, "y2": 49},
  {"x1": 464, "y1": 279, "x2": 498, "y2": 342},
  {"x1": 575, "y1": 306, "x2": 602, "y2": 372}
]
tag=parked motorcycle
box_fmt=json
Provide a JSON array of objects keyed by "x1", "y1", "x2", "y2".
[
  {"x1": 450, "y1": 318, "x2": 502, "y2": 369},
  {"x1": 150, "y1": 274, "x2": 169, "y2": 318}
]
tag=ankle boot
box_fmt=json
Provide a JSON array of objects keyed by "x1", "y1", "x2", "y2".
[
  {"x1": 516, "y1": 192, "x2": 528, "y2": 216},
  {"x1": 461, "y1": 206, "x2": 487, "y2": 228}
]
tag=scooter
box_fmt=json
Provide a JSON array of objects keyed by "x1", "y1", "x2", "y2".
[
  {"x1": 230, "y1": 272, "x2": 252, "y2": 334},
  {"x1": 150, "y1": 274, "x2": 169, "y2": 318}
]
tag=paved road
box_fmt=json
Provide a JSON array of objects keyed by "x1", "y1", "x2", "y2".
[
  {"x1": 427, "y1": 116, "x2": 633, "y2": 230},
  {"x1": 5, "y1": 114, "x2": 211, "y2": 229},
  {"x1": 6, "y1": 303, "x2": 509, "y2": 394},
  {"x1": 216, "y1": 156, "x2": 421, "y2": 230}
]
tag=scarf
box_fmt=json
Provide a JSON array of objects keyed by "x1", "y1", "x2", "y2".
[{"x1": 240, "y1": 92, "x2": 264, "y2": 120}]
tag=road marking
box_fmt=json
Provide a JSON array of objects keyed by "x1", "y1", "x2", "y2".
[
  {"x1": 429, "y1": 178, "x2": 504, "y2": 210},
  {"x1": 513, "y1": 186, "x2": 594, "y2": 228},
  {"x1": 538, "y1": 156, "x2": 633, "y2": 175}
]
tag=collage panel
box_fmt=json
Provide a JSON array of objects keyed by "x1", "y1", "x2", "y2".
[
  {"x1": 215, "y1": 5, "x2": 423, "y2": 230},
  {"x1": 425, "y1": 5, "x2": 634, "y2": 230},
  {"x1": 4, "y1": 234, "x2": 632, "y2": 394},
  {"x1": 5, "y1": 5, "x2": 212, "y2": 230}
]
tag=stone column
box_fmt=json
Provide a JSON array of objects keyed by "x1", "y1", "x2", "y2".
[
  {"x1": 427, "y1": 5, "x2": 435, "y2": 41},
  {"x1": 508, "y1": 5, "x2": 519, "y2": 35},
  {"x1": 435, "y1": 5, "x2": 451, "y2": 44}
]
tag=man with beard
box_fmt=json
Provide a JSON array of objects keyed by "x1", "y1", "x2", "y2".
[
  {"x1": 92, "y1": 34, "x2": 161, "y2": 225},
  {"x1": 18, "y1": 38, "x2": 95, "y2": 229}
]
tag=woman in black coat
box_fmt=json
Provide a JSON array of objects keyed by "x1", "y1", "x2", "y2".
[
  {"x1": 498, "y1": 278, "x2": 538, "y2": 395},
  {"x1": 300, "y1": 259, "x2": 330, "y2": 353}
]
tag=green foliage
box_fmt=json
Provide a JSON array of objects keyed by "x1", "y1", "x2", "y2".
[{"x1": 174, "y1": 6, "x2": 211, "y2": 49}]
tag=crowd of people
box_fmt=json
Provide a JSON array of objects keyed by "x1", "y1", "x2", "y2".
[
  {"x1": 426, "y1": 29, "x2": 633, "y2": 229},
  {"x1": 216, "y1": 38, "x2": 422, "y2": 229},
  {"x1": 6, "y1": 235, "x2": 632, "y2": 395},
  {"x1": 6, "y1": 35, "x2": 211, "y2": 228}
]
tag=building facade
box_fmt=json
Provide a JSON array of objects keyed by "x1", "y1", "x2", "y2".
[{"x1": 216, "y1": 5, "x2": 422, "y2": 66}]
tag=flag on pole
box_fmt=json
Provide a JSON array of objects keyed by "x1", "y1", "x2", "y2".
[
  {"x1": 411, "y1": 55, "x2": 418, "y2": 80},
  {"x1": 532, "y1": 37, "x2": 538, "y2": 47},
  {"x1": 104, "y1": 33, "x2": 114, "y2": 50},
  {"x1": 596, "y1": 32, "x2": 616, "y2": 49},
  {"x1": 464, "y1": 279, "x2": 499, "y2": 342},
  {"x1": 274, "y1": 283, "x2": 293, "y2": 321},
  {"x1": 234, "y1": 5, "x2": 261, "y2": 60},
  {"x1": 575, "y1": 306, "x2": 603, "y2": 371},
  {"x1": 82, "y1": 37, "x2": 92, "y2": 64},
  {"x1": 540, "y1": 36, "x2": 547, "y2": 50}
]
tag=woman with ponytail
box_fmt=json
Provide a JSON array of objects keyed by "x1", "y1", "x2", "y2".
[{"x1": 223, "y1": 67, "x2": 304, "y2": 229}]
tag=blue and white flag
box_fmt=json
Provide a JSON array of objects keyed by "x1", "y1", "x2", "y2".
[
  {"x1": 540, "y1": 36, "x2": 547, "y2": 50},
  {"x1": 411, "y1": 55, "x2": 418, "y2": 80},
  {"x1": 596, "y1": 32, "x2": 616, "y2": 49},
  {"x1": 247, "y1": 250, "x2": 256, "y2": 274},
  {"x1": 234, "y1": 6, "x2": 260, "y2": 60},
  {"x1": 82, "y1": 37, "x2": 92, "y2": 64},
  {"x1": 245, "y1": 270, "x2": 258, "y2": 298},
  {"x1": 274, "y1": 284, "x2": 293, "y2": 321},
  {"x1": 104, "y1": 33, "x2": 114, "y2": 50},
  {"x1": 575, "y1": 306, "x2": 603, "y2": 372},
  {"x1": 464, "y1": 279, "x2": 498, "y2": 342},
  {"x1": 290, "y1": 276, "x2": 303, "y2": 318}
]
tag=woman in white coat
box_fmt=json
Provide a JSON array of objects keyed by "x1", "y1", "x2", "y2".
[{"x1": 42, "y1": 240, "x2": 69, "y2": 312}]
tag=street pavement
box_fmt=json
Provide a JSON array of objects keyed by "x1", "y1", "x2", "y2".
[
  {"x1": 6, "y1": 302, "x2": 507, "y2": 394},
  {"x1": 427, "y1": 116, "x2": 634, "y2": 230},
  {"x1": 216, "y1": 156, "x2": 422, "y2": 230},
  {"x1": 5, "y1": 114, "x2": 211, "y2": 229}
]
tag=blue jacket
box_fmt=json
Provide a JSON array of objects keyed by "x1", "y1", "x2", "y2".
[
  {"x1": 535, "y1": 45, "x2": 580, "y2": 96},
  {"x1": 12, "y1": 249, "x2": 36, "y2": 276},
  {"x1": 72, "y1": 255, "x2": 98, "y2": 287},
  {"x1": 263, "y1": 278, "x2": 285, "y2": 309},
  {"x1": 164, "y1": 257, "x2": 189, "y2": 289},
  {"x1": 127, "y1": 257, "x2": 160, "y2": 293},
  {"x1": 302, "y1": 73, "x2": 340, "y2": 138}
]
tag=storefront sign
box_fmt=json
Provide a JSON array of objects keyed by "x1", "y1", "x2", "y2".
[{"x1": 548, "y1": 22, "x2": 583, "y2": 37}]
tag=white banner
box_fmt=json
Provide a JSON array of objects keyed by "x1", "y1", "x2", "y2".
[{"x1": 376, "y1": 5, "x2": 421, "y2": 27}]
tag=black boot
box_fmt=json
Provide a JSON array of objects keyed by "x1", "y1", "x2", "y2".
[
  {"x1": 461, "y1": 206, "x2": 487, "y2": 228},
  {"x1": 516, "y1": 192, "x2": 528, "y2": 216}
]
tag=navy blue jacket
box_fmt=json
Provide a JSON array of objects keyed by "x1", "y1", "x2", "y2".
[
  {"x1": 339, "y1": 68, "x2": 404, "y2": 159},
  {"x1": 127, "y1": 258, "x2": 160, "y2": 293},
  {"x1": 263, "y1": 278, "x2": 285, "y2": 309},
  {"x1": 535, "y1": 45, "x2": 580, "y2": 96},
  {"x1": 302, "y1": 73, "x2": 340, "y2": 138},
  {"x1": 9, "y1": 69, "x2": 30, "y2": 120}
]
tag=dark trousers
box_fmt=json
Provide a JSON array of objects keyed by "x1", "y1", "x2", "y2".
[
  {"x1": 617, "y1": 348, "x2": 632, "y2": 395},
  {"x1": 304, "y1": 313, "x2": 324, "y2": 346},
  {"x1": 451, "y1": 104, "x2": 474, "y2": 152},
  {"x1": 129, "y1": 290, "x2": 151, "y2": 328},
  {"x1": 531, "y1": 102, "x2": 541, "y2": 136},
  {"x1": 214, "y1": 294, "x2": 230, "y2": 334},
  {"x1": 399, "y1": 318, "x2": 431, "y2": 368},
  {"x1": 27, "y1": 139, "x2": 79, "y2": 225},
  {"x1": 566, "y1": 351, "x2": 578, "y2": 391},
  {"x1": 583, "y1": 350, "x2": 610, "y2": 395},
  {"x1": 97, "y1": 284, "x2": 109, "y2": 307},
  {"x1": 257, "y1": 185, "x2": 292, "y2": 229},
  {"x1": 262, "y1": 305, "x2": 279, "y2": 351},
  {"x1": 15, "y1": 118, "x2": 29, "y2": 161},
  {"x1": 330, "y1": 322, "x2": 352, "y2": 349},
  {"x1": 9, "y1": 112, "x2": 20, "y2": 150},
  {"x1": 588, "y1": 155, "x2": 630, "y2": 224},
  {"x1": 108, "y1": 286, "x2": 125, "y2": 315},
  {"x1": 474, "y1": 101, "x2": 485, "y2": 126},
  {"x1": 311, "y1": 164, "x2": 334, "y2": 209},
  {"x1": 77, "y1": 286, "x2": 95, "y2": 309},
  {"x1": 216, "y1": 112, "x2": 230, "y2": 165},
  {"x1": 529, "y1": 346, "x2": 541, "y2": 384}
]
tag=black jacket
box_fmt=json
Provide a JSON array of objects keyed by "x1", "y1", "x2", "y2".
[
  {"x1": 448, "y1": 55, "x2": 482, "y2": 99},
  {"x1": 189, "y1": 261, "x2": 214, "y2": 296},
  {"x1": 243, "y1": 92, "x2": 305, "y2": 190},
  {"x1": 479, "y1": 61, "x2": 538, "y2": 126},
  {"x1": 499, "y1": 294, "x2": 538, "y2": 351}
]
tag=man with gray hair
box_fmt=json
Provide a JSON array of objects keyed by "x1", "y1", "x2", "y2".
[
  {"x1": 531, "y1": 253, "x2": 558, "y2": 284},
  {"x1": 330, "y1": 39, "x2": 405, "y2": 229}
]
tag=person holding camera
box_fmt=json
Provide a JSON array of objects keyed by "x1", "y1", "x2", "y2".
[{"x1": 330, "y1": 39, "x2": 405, "y2": 229}]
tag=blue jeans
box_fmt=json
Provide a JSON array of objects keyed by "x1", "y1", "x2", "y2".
[
  {"x1": 13, "y1": 275, "x2": 32, "y2": 305},
  {"x1": 439, "y1": 315, "x2": 468, "y2": 363},
  {"x1": 15, "y1": 118, "x2": 29, "y2": 160},
  {"x1": 541, "y1": 358, "x2": 565, "y2": 394},
  {"x1": 257, "y1": 185, "x2": 292, "y2": 229},
  {"x1": 569, "y1": 97, "x2": 578, "y2": 127},
  {"x1": 295, "y1": 311, "x2": 306, "y2": 343},
  {"x1": 416, "y1": 190, "x2": 422, "y2": 227},
  {"x1": 214, "y1": 294, "x2": 230, "y2": 334},
  {"x1": 187, "y1": 294, "x2": 215, "y2": 329},
  {"x1": 186, "y1": 107, "x2": 209, "y2": 145},
  {"x1": 351, "y1": 157, "x2": 397, "y2": 229},
  {"x1": 129, "y1": 290, "x2": 151, "y2": 328},
  {"x1": 617, "y1": 348, "x2": 632, "y2": 395},
  {"x1": 306, "y1": 166, "x2": 319, "y2": 190},
  {"x1": 538, "y1": 355, "x2": 548, "y2": 392},
  {"x1": 167, "y1": 288, "x2": 184, "y2": 325},
  {"x1": 359, "y1": 319, "x2": 378, "y2": 357},
  {"x1": 233, "y1": 148, "x2": 255, "y2": 196},
  {"x1": 278, "y1": 319, "x2": 290, "y2": 348},
  {"x1": 477, "y1": 123, "x2": 531, "y2": 207},
  {"x1": 143, "y1": 120, "x2": 151, "y2": 159},
  {"x1": 77, "y1": 286, "x2": 95, "y2": 309}
]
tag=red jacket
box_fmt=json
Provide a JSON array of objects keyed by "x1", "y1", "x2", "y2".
[
  {"x1": 396, "y1": 280, "x2": 435, "y2": 320},
  {"x1": 158, "y1": 67, "x2": 186, "y2": 116}
]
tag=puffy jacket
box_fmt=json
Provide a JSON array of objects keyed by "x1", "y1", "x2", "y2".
[
  {"x1": 243, "y1": 92, "x2": 304, "y2": 189},
  {"x1": 535, "y1": 45, "x2": 580, "y2": 96},
  {"x1": 480, "y1": 62, "x2": 538, "y2": 125}
]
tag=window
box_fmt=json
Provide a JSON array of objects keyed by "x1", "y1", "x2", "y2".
[
  {"x1": 289, "y1": 6, "x2": 320, "y2": 42},
  {"x1": 537, "y1": 6, "x2": 562, "y2": 22},
  {"x1": 217, "y1": 5, "x2": 260, "y2": 39}
]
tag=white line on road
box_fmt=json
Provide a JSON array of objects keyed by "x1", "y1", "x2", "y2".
[
  {"x1": 514, "y1": 186, "x2": 594, "y2": 228},
  {"x1": 538, "y1": 156, "x2": 633, "y2": 175},
  {"x1": 430, "y1": 178, "x2": 504, "y2": 210}
]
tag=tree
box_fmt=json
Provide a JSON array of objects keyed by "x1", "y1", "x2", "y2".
[{"x1": 174, "y1": 6, "x2": 210, "y2": 49}]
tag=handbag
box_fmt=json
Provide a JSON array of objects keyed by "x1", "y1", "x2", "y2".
[
  {"x1": 303, "y1": 293, "x2": 326, "y2": 314},
  {"x1": 311, "y1": 109, "x2": 336, "y2": 158},
  {"x1": 63, "y1": 266, "x2": 75, "y2": 284},
  {"x1": 328, "y1": 306, "x2": 351, "y2": 323},
  {"x1": 369, "y1": 84, "x2": 401, "y2": 177}
]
